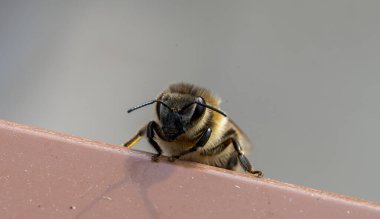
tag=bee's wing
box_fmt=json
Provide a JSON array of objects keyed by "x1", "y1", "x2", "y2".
[{"x1": 229, "y1": 119, "x2": 253, "y2": 154}]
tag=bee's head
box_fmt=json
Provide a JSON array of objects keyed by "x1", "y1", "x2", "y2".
[
  {"x1": 127, "y1": 95, "x2": 226, "y2": 141},
  {"x1": 155, "y1": 94, "x2": 207, "y2": 141}
]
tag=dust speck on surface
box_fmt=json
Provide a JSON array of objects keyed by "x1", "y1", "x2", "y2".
[
  {"x1": 347, "y1": 210, "x2": 351, "y2": 214},
  {"x1": 69, "y1": 206, "x2": 76, "y2": 210},
  {"x1": 234, "y1": 185, "x2": 240, "y2": 189},
  {"x1": 102, "y1": 196, "x2": 112, "y2": 201},
  {"x1": 153, "y1": 203, "x2": 159, "y2": 210}
]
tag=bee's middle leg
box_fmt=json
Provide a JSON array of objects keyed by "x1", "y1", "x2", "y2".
[
  {"x1": 232, "y1": 138, "x2": 263, "y2": 177},
  {"x1": 147, "y1": 121, "x2": 163, "y2": 162},
  {"x1": 168, "y1": 127, "x2": 212, "y2": 161}
]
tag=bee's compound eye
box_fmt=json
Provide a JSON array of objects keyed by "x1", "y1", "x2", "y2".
[
  {"x1": 191, "y1": 97, "x2": 206, "y2": 122},
  {"x1": 156, "y1": 102, "x2": 161, "y2": 119}
]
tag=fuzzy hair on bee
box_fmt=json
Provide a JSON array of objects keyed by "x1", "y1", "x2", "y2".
[{"x1": 123, "y1": 83, "x2": 262, "y2": 177}]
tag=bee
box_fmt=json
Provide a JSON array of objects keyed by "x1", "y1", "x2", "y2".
[{"x1": 123, "y1": 83, "x2": 262, "y2": 177}]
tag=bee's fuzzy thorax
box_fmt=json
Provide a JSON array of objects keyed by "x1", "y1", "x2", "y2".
[{"x1": 167, "y1": 83, "x2": 221, "y2": 107}]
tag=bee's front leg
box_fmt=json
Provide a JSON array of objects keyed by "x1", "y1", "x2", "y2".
[
  {"x1": 123, "y1": 125, "x2": 146, "y2": 148},
  {"x1": 147, "y1": 121, "x2": 164, "y2": 162},
  {"x1": 168, "y1": 128, "x2": 212, "y2": 162}
]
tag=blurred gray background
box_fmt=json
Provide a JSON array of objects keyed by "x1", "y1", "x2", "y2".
[{"x1": 1, "y1": 1, "x2": 379, "y2": 202}]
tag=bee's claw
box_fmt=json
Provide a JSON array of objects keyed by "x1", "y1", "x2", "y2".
[
  {"x1": 151, "y1": 154, "x2": 160, "y2": 162},
  {"x1": 168, "y1": 155, "x2": 179, "y2": 162},
  {"x1": 249, "y1": 170, "x2": 263, "y2": 178}
]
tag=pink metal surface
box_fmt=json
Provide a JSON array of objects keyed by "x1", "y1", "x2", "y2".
[{"x1": 0, "y1": 119, "x2": 379, "y2": 218}]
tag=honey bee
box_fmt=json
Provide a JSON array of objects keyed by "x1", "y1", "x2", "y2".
[{"x1": 123, "y1": 83, "x2": 262, "y2": 177}]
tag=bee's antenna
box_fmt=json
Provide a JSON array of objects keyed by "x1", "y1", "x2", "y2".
[
  {"x1": 196, "y1": 102, "x2": 227, "y2": 117},
  {"x1": 127, "y1": 100, "x2": 171, "y2": 113},
  {"x1": 127, "y1": 99, "x2": 226, "y2": 117},
  {"x1": 181, "y1": 100, "x2": 228, "y2": 117},
  {"x1": 127, "y1": 100, "x2": 156, "y2": 113}
]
